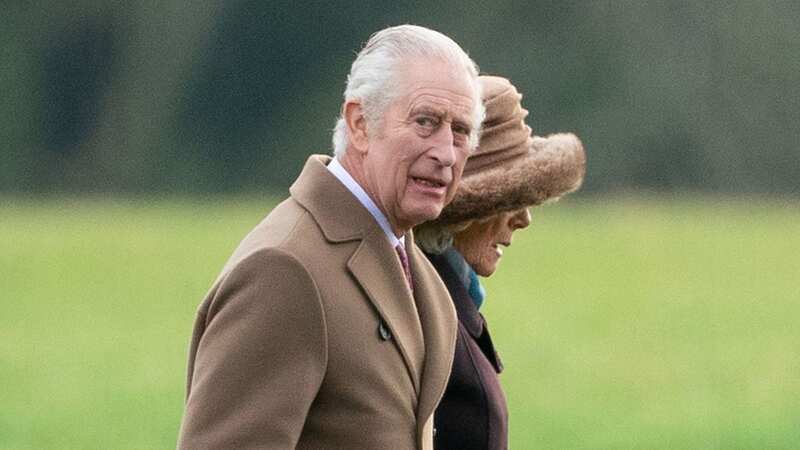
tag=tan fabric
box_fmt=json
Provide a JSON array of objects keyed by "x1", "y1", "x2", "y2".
[
  {"x1": 178, "y1": 155, "x2": 457, "y2": 449},
  {"x1": 463, "y1": 75, "x2": 532, "y2": 176},
  {"x1": 430, "y1": 75, "x2": 586, "y2": 226}
]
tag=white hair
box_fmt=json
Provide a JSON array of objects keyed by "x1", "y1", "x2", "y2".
[{"x1": 332, "y1": 25, "x2": 484, "y2": 157}]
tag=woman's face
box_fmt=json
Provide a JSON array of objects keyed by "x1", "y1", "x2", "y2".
[{"x1": 453, "y1": 208, "x2": 532, "y2": 277}]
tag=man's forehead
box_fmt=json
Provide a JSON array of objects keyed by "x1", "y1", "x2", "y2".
[
  {"x1": 396, "y1": 59, "x2": 477, "y2": 97},
  {"x1": 406, "y1": 92, "x2": 475, "y2": 117},
  {"x1": 401, "y1": 75, "x2": 476, "y2": 96}
]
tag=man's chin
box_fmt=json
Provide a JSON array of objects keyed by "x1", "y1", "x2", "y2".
[{"x1": 402, "y1": 204, "x2": 444, "y2": 228}]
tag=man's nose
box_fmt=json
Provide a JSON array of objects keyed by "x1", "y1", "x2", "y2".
[{"x1": 428, "y1": 126, "x2": 457, "y2": 166}]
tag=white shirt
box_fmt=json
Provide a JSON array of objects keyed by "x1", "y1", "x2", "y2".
[{"x1": 327, "y1": 157, "x2": 405, "y2": 249}]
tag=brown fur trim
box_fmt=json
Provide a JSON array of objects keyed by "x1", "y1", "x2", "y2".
[{"x1": 434, "y1": 133, "x2": 586, "y2": 226}]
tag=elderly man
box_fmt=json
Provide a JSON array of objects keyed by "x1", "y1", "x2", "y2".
[{"x1": 177, "y1": 25, "x2": 484, "y2": 449}]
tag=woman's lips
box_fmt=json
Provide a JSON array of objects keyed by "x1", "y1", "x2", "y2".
[
  {"x1": 493, "y1": 241, "x2": 511, "y2": 257},
  {"x1": 493, "y1": 244, "x2": 503, "y2": 257}
]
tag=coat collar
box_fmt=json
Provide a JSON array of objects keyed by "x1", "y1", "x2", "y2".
[
  {"x1": 425, "y1": 251, "x2": 504, "y2": 375},
  {"x1": 290, "y1": 155, "x2": 373, "y2": 243},
  {"x1": 424, "y1": 251, "x2": 484, "y2": 338}
]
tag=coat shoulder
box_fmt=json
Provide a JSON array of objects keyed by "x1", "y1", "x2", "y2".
[{"x1": 221, "y1": 198, "x2": 322, "y2": 274}]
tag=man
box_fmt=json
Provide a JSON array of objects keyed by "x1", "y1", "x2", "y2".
[{"x1": 177, "y1": 25, "x2": 484, "y2": 449}]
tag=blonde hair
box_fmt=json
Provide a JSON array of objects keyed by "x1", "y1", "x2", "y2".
[{"x1": 414, "y1": 219, "x2": 474, "y2": 255}]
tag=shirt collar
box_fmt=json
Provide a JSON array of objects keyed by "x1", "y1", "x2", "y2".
[{"x1": 327, "y1": 157, "x2": 404, "y2": 248}]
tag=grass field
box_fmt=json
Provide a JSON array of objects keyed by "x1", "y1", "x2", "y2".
[{"x1": 2, "y1": 195, "x2": 798, "y2": 449}]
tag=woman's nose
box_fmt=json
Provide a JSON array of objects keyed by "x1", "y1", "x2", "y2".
[{"x1": 512, "y1": 208, "x2": 531, "y2": 229}]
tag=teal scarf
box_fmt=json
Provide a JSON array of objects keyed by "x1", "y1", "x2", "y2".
[{"x1": 441, "y1": 247, "x2": 486, "y2": 310}]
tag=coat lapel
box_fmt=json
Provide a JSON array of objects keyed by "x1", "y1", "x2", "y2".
[
  {"x1": 348, "y1": 231, "x2": 425, "y2": 394},
  {"x1": 407, "y1": 239, "x2": 458, "y2": 437},
  {"x1": 291, "y1": 155, "x2": 425, "y2": 394}
]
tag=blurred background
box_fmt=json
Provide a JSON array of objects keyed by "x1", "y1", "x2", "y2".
[
  {"x1": 2, "y1": 1, "x2": 799, "y2": 449},
  {"x1": 4, "y1": 1, "x2": 799, "y2": 195}
]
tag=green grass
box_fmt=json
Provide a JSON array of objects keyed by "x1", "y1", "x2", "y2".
[{"x1": 2, "y1": 195, "x2": 798, "y2": 449}]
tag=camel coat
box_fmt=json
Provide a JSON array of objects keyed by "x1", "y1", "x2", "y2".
[{"x1": 177, "y1": 155, "x2": 457, "y2": 449}]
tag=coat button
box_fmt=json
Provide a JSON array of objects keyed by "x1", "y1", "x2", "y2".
[{"x1": 378, "y1": 321, "x2": 392, "y2": 340}]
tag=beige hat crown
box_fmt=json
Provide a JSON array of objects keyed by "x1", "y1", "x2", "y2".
[
  {"x1": 433, "y1": 75, "x2": 586, "y2": 225},
  {"x1": 464, "y1": 76, "x2": 532, "y2": 175}
]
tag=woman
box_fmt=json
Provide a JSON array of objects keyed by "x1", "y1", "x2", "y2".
[{"x1": 415, "y1": 76, "x2": 586, "y2": 450}]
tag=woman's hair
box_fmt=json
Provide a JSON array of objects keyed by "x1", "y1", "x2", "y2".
[
  {"x1": 332, "y1": 25, "x2": 484, "y2": 157},
  {"x1": 414, "y1": 220, "x2": 474, "y2": 255}
]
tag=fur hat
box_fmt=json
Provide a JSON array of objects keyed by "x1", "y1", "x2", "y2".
[{"x1": 433, "y1": 75, "x2": 586, "y2": 226}]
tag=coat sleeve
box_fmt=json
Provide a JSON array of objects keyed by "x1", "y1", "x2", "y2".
[{"x1": 177, "y1": 248, "x2": 327, "y2": 449}]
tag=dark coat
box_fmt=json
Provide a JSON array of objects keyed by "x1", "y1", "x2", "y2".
[{"x1": 425, "y1": 252, "x2": 509, "y2": 450}]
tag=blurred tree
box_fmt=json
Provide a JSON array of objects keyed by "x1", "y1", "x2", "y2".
[{"x1": 1, "y1": 0, "x2": 798, "y2": 195}]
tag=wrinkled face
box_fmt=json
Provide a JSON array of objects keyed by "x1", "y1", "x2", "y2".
[
  {"x1": 361, "y1": 58, "x2": 478, "y2": 233},
  {"x1": 453, "y1": 208, "x2": 532, "y2": 277}
]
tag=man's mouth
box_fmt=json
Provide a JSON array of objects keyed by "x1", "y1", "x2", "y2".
[
  {"x1": 411, "y1": 177, "x2": 447, "y2": 188},
  {"x1": 410, "y1": 176, "x2": 449, "y2": 197}
]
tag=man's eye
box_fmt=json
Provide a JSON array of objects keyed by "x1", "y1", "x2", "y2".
[
  {"x1": 452, "y1": 124, "x2": 470, "y2": 136},
  {"x1": 415, "y1": 117, "x2": 437, "y2": 128}
]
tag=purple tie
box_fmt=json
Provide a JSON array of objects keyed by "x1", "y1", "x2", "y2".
[{"x1": 395, "y1": 243, "x2": 414, "y2": 294}]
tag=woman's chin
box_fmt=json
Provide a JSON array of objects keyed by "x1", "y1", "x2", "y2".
[{"x1": 474, "y1": 259, "x2": 499, "y2": 277}]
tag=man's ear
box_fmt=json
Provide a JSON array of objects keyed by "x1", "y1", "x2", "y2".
[{"x1": 344, "y1": 101, "x2": 369, "y2": 153}]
